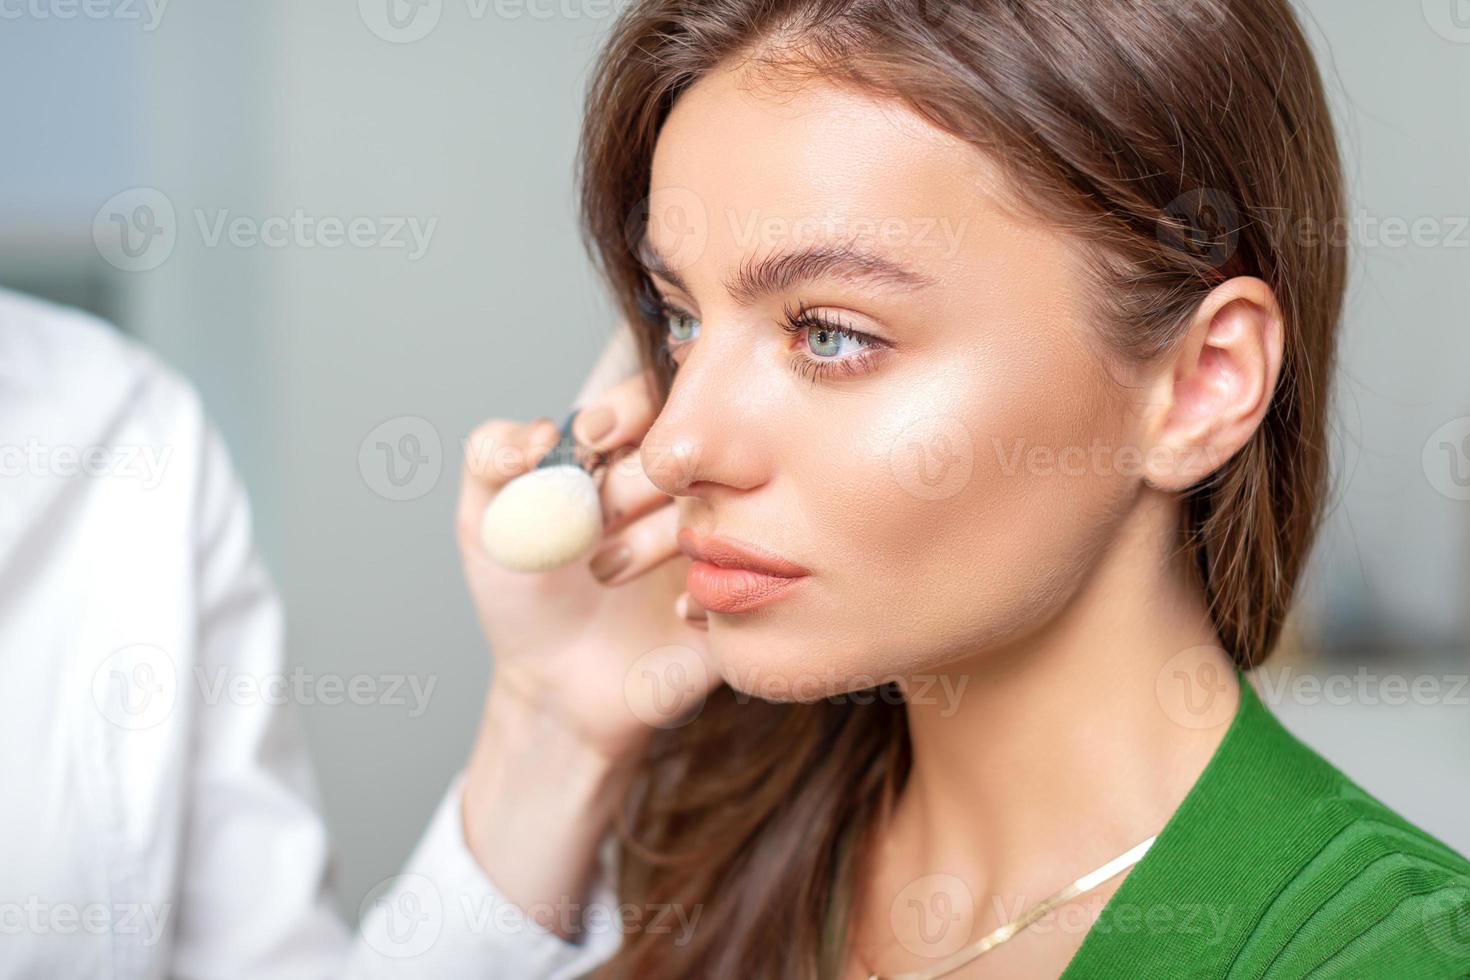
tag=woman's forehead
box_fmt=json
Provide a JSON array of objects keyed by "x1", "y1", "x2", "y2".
[
  {"x1": 646, "y1": 63, "x2": 1037, "y2": 281},
  {"x1": 654, "y1": 62, "x2": 1000, "y2": 210}
]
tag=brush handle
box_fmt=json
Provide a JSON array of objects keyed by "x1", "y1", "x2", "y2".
[
  {"x1": 530, "y1": 320, "x2": 642, "y2": 474},
  {"x1": 532, "y1": 409, "x2": 586, "y2": 472}
]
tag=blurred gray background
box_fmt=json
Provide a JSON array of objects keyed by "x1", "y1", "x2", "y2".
[{"x1": 1, "y1": 0, "x2": 1466, "y2": 914}]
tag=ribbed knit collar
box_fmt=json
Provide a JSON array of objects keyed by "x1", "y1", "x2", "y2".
[{"x1": 1056, "y1": 665, "x2": 1334, "y2": 976}]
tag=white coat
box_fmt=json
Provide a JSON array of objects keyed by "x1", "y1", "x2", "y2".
[{"x1": 0, "y1": 289, "x2": 621, "y2": 979}]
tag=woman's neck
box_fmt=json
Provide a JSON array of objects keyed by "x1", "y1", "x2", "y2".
[{"x1": 882, "y1": 491, "x2": 1241, "y2": 936}]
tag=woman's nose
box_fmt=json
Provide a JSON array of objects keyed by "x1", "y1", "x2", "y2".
[{"x1": 640, "y1": 328, "x2": 768, "y2": 499}]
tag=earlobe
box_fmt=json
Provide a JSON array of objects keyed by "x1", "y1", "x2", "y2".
[{"x1": 1140, "y1": 277, "x2": 1284, "y2": 493}]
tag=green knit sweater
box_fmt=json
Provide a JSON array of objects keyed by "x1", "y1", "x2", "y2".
[{"x1": 1057, "y1": 665, "x2": 1470, "y2": 978}]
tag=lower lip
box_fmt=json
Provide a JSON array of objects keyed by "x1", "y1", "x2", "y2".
[{"x1": 686, "y1": 560, "x2": 807, "y2": 614}]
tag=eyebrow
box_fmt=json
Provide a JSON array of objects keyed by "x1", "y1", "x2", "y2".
[{"x1": 636, "y1": 234, "x2": 938, "y2": 306}]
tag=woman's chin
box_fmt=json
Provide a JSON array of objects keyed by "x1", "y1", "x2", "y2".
[{"x1": 707, "y1": 633, "x2": 907, "y2": 705}]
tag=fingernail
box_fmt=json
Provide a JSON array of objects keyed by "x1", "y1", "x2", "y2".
[
  {"x1": 589, "y1": 542, "x2": 632, "y2": 582},
  {"x1": 530, "y1": 417, "x2": 561, "y2": 464},
  {"x1": 574, "y1": 405, "x2": 615, "y2": 447}
]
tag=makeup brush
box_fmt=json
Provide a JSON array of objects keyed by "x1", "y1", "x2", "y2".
[
  {"x1": 480, "y1": 320, "x2": 642, "y2": 573},
  {"x1": 479, "y1": 408, "x2": 606, "y2": 573}
]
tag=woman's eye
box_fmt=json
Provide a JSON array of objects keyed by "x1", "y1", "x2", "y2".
[
  {"x1": 805, "y1": 323, "x2": 866, "y2": 358},
  {"x1": 666, "y1": 308, "x2": 699, "y2": 343},
  {"x1": 781, "y1": 303, "x2": 891, "y2": 383}
]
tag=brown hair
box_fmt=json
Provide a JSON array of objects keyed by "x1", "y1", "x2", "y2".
[{"x1": 575, "y1": 1, "x2": 1345, "y2": 975}]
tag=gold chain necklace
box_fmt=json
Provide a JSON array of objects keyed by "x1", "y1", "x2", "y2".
[{"x1": 858, "y1": 834, "x2": 1158, "y2": 980}]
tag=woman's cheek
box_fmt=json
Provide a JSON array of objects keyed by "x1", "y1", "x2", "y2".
[
  {"x1": 785, "y1": 354, "x2": 1130, "y2": 677},
  {"x1": 784, "y1": 373, "x2": 975, "y2": 547},
  {"x1": 782, "y1": 375, "x2": 993, "y2": 623}
]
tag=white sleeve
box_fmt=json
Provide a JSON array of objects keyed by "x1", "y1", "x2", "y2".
[
  {"x1": 168, "y1": 417, "x2": 353, "y2": 979},
  {"x1": 171, "y1": 418, "x2": 624, "y2": 978},
  {"x1": 345, "y1": 773, "x2": 626, "y2": 979}
]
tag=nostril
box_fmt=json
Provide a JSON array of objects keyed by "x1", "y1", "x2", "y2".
[
  {"x1": 668, "y1": 441, "x2": 702, "y2": 492},
  {"x1": 640, "y1": 435, "x2": 695, "y2": 491}
]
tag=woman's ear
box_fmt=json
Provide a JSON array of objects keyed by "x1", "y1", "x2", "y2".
[{"x1": 1137, "y1": 276, "x2": 1285, "y2": 492}]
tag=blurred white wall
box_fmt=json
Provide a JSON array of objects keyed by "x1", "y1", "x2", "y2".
[
  {"x1": 1297, "y1": 0, "x2": 1470, "y2": 656},
  {"x1": 1, "y1": 0, "x2": 1466, "y2": 911},
  {"x1": 259, "y1": 0, "x2": 626, "y2": 911}
]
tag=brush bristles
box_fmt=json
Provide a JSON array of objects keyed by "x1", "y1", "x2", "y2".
[{"x1": 480, "y1": 465, "x2": 604, "y2": 572}]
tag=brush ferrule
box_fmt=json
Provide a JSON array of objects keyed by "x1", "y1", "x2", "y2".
[{"x1": 534, "y1": 408, "x2": 600, "y2": 472}]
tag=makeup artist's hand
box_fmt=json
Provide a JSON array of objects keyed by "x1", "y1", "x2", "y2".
[
  {"x1": 455, "y1": 365, "x2": 716, "y2": 763},
  {"x1": 455, "y1": 362, "x2": 720, "y2": 936}
]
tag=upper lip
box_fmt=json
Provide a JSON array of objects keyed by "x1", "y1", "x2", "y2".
[{"x1": 677, "y1": 528, "x2": 810, "y2": 578}]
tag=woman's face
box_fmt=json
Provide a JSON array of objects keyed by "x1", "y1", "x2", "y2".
[{"x1": 639, "y1": 58, "x2": 1146, "y2": 699}]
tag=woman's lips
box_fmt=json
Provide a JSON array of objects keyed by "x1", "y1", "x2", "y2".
[
  {"x1": 685, "y1": 560, "x2": 807, "y2": 613},
  {"x1": 676, "y1": 528, "x2": 810, "y2": 614}
]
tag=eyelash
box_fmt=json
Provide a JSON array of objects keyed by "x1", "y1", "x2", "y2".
[
  {"x1": 634, "y1": 279, "x2": 889, "y2": 384},
  {"x1": 779, "y1": 300, "x2": 888, "y2": 384}
]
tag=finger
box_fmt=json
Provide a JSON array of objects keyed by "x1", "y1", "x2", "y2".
[
  {"x1": 465, "y1": 416, "x2": 561, "y2": 487},
  {"x1": 455, "y1": 416, "x2": 560, "y2": 547},
  {"x1": 571, "y1": 365, "x2": 661, "y2": 455},
  {"x1": 587, "y1": 501, "x2": 683, "y2": 587},
  {"x1": 599, "y1": 443, "x2": 672, "y2": 537},
  {"x1": 571, "y1": 317, "x2": 643, "y2": 409},
  {"x1": 674, "y1": 590, "x2": 709, "y2": 630}
]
